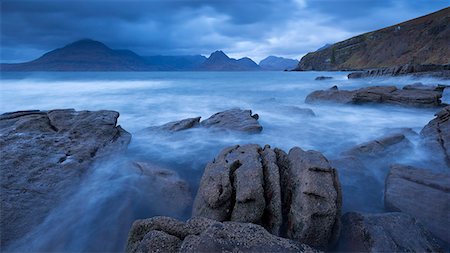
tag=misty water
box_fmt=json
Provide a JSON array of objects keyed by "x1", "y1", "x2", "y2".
[{"x1": 1, "y1": 71, "x2": 449, "y2": 252}]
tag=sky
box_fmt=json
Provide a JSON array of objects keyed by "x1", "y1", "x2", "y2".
[{"x1": 1, "y1": 0, "x2": 449, "y2": 63}]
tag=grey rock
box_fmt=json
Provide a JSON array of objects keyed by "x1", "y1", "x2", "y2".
[
  {"x1": 342, "y1": 133, "x2": 412, "y2": 159},
  {"x1": 126, "y1": 216, "x2": 318, "y2": 253},
  {"x1": 420, "y1": 106, "x2": 450, "y2": 168},
  {"x1": 147, "y1": 117, "x2": 201, "y2": 132},
  {"x1": 315, "y1": 76, "x2": 333, "y2": 80},
  {"x1": 201, "y1": 108, "x2": 263, "y2": 133},
  {"x1": 305, "y1": 84, "x2": 445, "y2": 107},
  {"x1": 339, "y1": 212, "x2": 443, "y2": 252},
  {"x1": 347, "y1": 64, "x2": 450, "y2": 79},
  {"x1": 192, "y1": 144, "x2": 341, "y2": 250},
  {"x1": 385, "y1": 164, "x2": 450, "y2": 243},
  {"x1": 0, "y1": 109, "x2": 131, "y2": 248},
  {"x1": 282, "y1": 106, "x2": 316, "y2": 117}
]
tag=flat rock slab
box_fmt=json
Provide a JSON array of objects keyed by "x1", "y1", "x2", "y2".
[
  {"x1": 339, "y1": 212, "x2": 444, "y2": 252},
  {"x1": 192, "y1": 144, "x2": 341, "y2": 250},
  {"x1": 385, "y1": 164, "x2": 450, "y2": 244},
  {"x1": 305, "y1": 84, "x2": 445, "y2": 107},
  {"x1": 126, "y1": 216, "x2": 319, "y2": 253},
  {"x1": 0, "y1": 109, "x2": 131, "y2": 248}
]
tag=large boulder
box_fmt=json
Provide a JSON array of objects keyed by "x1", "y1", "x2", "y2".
[
  {"x1": 0, "y1": 109, "x2": 131, "y2": 248},
  {"x1": 126, "y1": 216, "x2": 318, "y2": 253},
  {"x1": 201, "y1": 108, "x2": 262, "y2": 133},
  {"x1": 305, "y1": 84, "x2": 445, "y2": 107},
  {"x1": 192, "y1": 144, "x2": 341, "y2": 250},
  {"x1": 339, "y1": 212, "x2": 443, "y2": 252},
  {"x1": 385, "y1": 164, "x2": 450, "y2": 244},
  {"x1": 420, "y1": 106, "x2": 450, "y2": 168}
]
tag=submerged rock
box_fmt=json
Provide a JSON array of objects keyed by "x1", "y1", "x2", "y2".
[
  {"x1": 126, "y1": 216, "x2": 318, "y2": 253},
  {"x1": 420, "y1": 106, "x2": 450, "y2": 168},
  {"x1": 339, "y1": 212, "x2": 443, "y2": 252},
  {"x1": 342, "y1": 133, "x2": 412, "y2": 159},
  {"x1": 0, "y1": 109, "x2": 131, "y2": 248},
  {"x1": 146, "y1": 117, "x2": 201, "y2": 132},
  {"x1": 315, "y1": 76, "x2": 333, "y2": 80},
  {"x1": 192, "y1": 144, "x2": 341, "y2": 250},
  {"x1": 201, "y1": 108, "x2": 262, "y2": 133},
  {"x1": 305, "y1": 84, "x2": 445, "y2": 107},
  {"x1": 385, "y1": 164, "x2": 450, "y2": 244}
]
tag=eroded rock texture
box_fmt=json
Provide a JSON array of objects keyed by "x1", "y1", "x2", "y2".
[
  {"x1": 0, "y1": 109, "x2": 131, "y2": 248},
  {"x1": 192, "y1": 144, "x2": 341, "y2": 250}
]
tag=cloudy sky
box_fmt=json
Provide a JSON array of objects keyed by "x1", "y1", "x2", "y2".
[{"x1": 1, "y1": 0, "x2": 448, "y2": 63}]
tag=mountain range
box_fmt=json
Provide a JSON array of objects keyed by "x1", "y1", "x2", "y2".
[
  {"x1": 295, "y1": 7, "x2": 450, "y2": 71},
  {"x1": 0, "y1": 40, "x2": 296, "y2": 72}
]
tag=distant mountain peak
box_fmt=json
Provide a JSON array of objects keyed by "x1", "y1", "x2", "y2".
[{"x1": 208, "y1": 50, "x2": 230, "y2": 60}]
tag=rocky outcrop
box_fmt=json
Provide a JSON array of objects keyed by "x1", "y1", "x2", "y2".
[
  {"x1": 420, "y1": 106, "x2": 450, "y2": 168},
  {"x1": 339, "y1": 212, "x2": 443, "y2": 252},
  {"x1": 342, "y1": 133, "x2": 412, "y2": 159},
  {"x1": 347, "y1": 64, "x2": 450, "y2": 79},
  {"x1": 192, "y1": 144, "x2": 341, "y2": 250},
  {"x1": 385, "y1": 164, "x2": 450, "y2": 243},
  {"x1": 144, "y1": 109, "x2": 263, "y2": 133},
  {"x1": 315, "y1": 76, "x2": 333, "y2": 80},
  {"x1": 305, "y1": 84, "x2": 445, "y2": 107},
  {"x1": 0, "y1": 109, "x2": 131, "y2": 248},
  {"x1": 126, "y1": 216, "x2": 318, "y2": 253},
  {"x1": 294, "y1": 7, "x2": 450, "y2": 71}
]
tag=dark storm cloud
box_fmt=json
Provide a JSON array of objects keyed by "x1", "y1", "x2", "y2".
[{"x1": 1, "y1": 0, "x2": 449, "y2": 62}]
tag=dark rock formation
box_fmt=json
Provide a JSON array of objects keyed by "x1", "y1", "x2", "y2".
[
  {"x1": 385, "y1": 164, "x2": 450, "y2": 243},
  {"x1": 420, "y1": 106, "x2": 450, "y2": 168},
  {"x1": 126, "y1": 216, "x2": 318, "y2": 253},
  {"x1": 315, "y1": 76, "x2": 333, "y2": 80},
  {"x1": 196, "y1": 50, "x2": 261, "y2": 71},
  {"x1": 192, "y1": 144, "x2": 341, "y2": 250},
  {"x1": 339, "y1": 212, "x2": 443, "y2": 252},
  {"x1": 347, "y1": 64, "x2": 450, "y2": 79},
  {"x1": 145, "y1": 117, "x2": 201, "y2": 132},
  {"x1": 295, "y1": 7, "x2": 450, "y2": 71},
  {"x1": 342, "y1": 133, "x2": 412, "y2": 159},
  {"x1": 0, "y1": 109, "x2": 131, "y2": 248},
  {"x1": 259, "y1": 56, "x2": 299, "y2": 71},
  {"x1": 201, "y1": 109, "x2": 263, "y2": 133},
  {"x1": 305, "y1": 84, "x2": 445, "y2": 107}
]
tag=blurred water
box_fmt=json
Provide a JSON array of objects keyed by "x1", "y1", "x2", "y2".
[{"x1": 1, "y1": 71, "x2": 448, "y2": 252}]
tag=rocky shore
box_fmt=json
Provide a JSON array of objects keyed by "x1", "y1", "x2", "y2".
[
  {"x1": 2, "y1": 90, "x2": 449, "y2": 252},
  {"x1": 347, "y1": 64, "x2": 450, "y2": 79}
]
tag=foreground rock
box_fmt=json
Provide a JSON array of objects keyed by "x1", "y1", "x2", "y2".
[
  {"x1": 342, "y1": 133, "x2": 412, "y2": 159},
  {"x1": 0, "y1": 109, "x2": 131, "y2": 248},
  {"x1": 420, "y1": 106, "x2": 450, "y2": 168},
  {"x1": 347, "y1": 64, "x2": 450, "y2": 79},
  {"x1": 126, "y1": 216, "x2": 318, "y2": 253},
  {"x1": 339, "y1": 212, "x2": 443, "y2": 252},
  {"x1": 385, "y1": 164, "x2": 450, "y2": 243},
  {"x1": 144, "y1": 108, "x2": 262, "y2": 133},
  {"x1": 305, "y1": 84, "x2": 445, "y2": 107},
  {"x1": 192, "y1": 144, "x2": 341, "y2": 250}
]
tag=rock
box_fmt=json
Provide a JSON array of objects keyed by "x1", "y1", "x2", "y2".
[
  {"x1": 385, "y1": 164, "x2": 450, "y2": 243},
  {"x1": 201, "y1": 108, "x2": 263, "y2": 133},
  {"x1": 420, "y1": 106, "x2": 450, "y2": 168},
  {"x1": 126, "y1": 216, "x2": 318, "y2": 253},
  {"x1": 0, "y1": 109, "x2": 131, "y2": 248},
  {"x1": 342, "y1": 133, "x2": 412, "y2": 159},
  {"x1": 146, "y1": 117, "x2": 201, "y2": 132},
  {"x1": 315, "y1": 76, "x2": 333, "y2": 80},
  {"x1": 339, "y1": 212, "x2": 444, "y2": 252},
  {"x1": 192, "y1": 144, "x2": 341, "y2": 250},
  {"x1": 131, "y1": 162, "x2": 192, "y2": 217},
  {"x1": 347, "y1": 64, "x2": 450, "y2": 79},
  {"x1": 305, "y1": 84, "x2": 445, "y2": 107}
]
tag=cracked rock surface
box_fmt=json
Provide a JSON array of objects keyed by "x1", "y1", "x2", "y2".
[
  {"x1": 192, "y1": 144, "x2": 342, "y2": 250},
  {"x1": 126, "y1": 216, "x2": 319, "y2": 253},
  {"x1": 0, "y1": 109, "x2": 131, "y2": 248}
]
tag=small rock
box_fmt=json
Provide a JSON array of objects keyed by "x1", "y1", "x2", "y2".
[
  {"x1": 315, "y1": 76, "x2": 333, "y2": 80},
  {"x1": 201, "y1": 108, "x2": 263, "y2": 133}
]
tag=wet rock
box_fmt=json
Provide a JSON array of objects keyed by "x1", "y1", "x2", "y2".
[
  {"x1": 305, "y1": 84, "x2": 445, "y2": 107},
  {"x1": 420, "y1": 106, "x2": 450, "y2": 168},
  {"x1": 146, "y1": 117, "x2": 201, "y2": 132},
  {"x1": 385, "y1": 164, "x2": 450, "y2": 243},
  {"x1": 347, "y1": 64, "x2": 450, "y2": 79},
  {"x1": 201, "y1": 108, "x2": 263, "y2": 133},
  {"x1": 283, "y1": 106, "x2": 316, "y2": 117},
  {"x1": 339, "y1": 212, "x2": 443, "y2": 252},
  {"x1": 315, "y1": 76, "x2": 333, "y2": 80},
  {"x1": 0, "y1": 109, "x2": 131, "y2": 248},
  {"x1": 192, "y1": 144, "x2": 341, "y2": 250},
  {"x1": 342, "y1": 133, "x2": 412, "y2": 159},
  {"x1": 126, "y1": 216, "x2": 318, "y2": 253},
  {"x1": 131, "y1": 162, "x2": 192, "y2": 217}
]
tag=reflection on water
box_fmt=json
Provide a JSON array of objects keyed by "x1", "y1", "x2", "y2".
[{"x1": 1, "y1": 71, "x2": 448, "y2": 252}]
